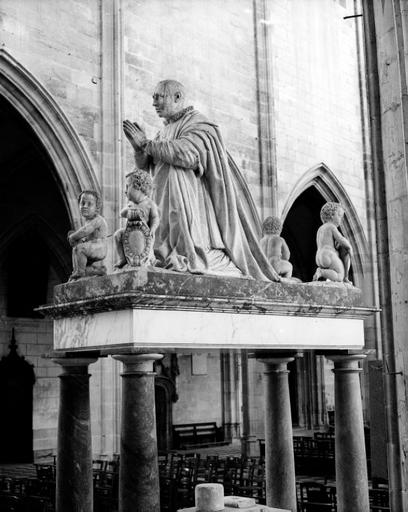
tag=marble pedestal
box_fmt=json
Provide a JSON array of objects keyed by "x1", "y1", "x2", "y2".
[{"x1": 40, "y1": 269, "x2": 371, "y2": 352}]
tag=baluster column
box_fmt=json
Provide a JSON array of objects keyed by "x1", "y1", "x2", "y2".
[
  {"x1": 113, "y1": 353, "x2": 163, "y2": 512},
  {"x1": 328, "y1": 354, "x2": 369, "y2": 512},
  {"x1": 53, "y1": 356, "x2": 97, "y2": 512},
  {"x1": 259, "y1": 356, "x2": 297, "y2": 512}
]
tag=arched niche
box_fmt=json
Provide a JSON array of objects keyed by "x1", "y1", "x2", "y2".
[
  {"x1": 281, "y1": 163, "x2": 368, "y2": 286},
  {"x1": 0, "y1": 49, "x2": 100, "y2": 224}
]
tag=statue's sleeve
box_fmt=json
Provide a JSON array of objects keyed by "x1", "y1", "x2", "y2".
[
  {"x1": 134, "y1": 149, "x2": 151, "y2": 170},
  {"x1": 142, "y1": 136, "x2": 203, "y2": 173}
]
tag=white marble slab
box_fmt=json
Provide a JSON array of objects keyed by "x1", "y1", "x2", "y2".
[{"x1": 54, "y1": 308, "x2": 365, "y2": 351}]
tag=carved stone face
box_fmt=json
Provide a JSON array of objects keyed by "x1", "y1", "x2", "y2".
[
  {"x1": 152, "y1": 83, "x2": 182, "y2": 119},
  {"x1": 79, "y1": 193, "x2": 98, "y2": 220},
  {"x1": 126, "y1": 179, "x2": 146, "y2": 204},
  {"x1": 332, "y1": 209, "x2": 344, "y2": 227}
]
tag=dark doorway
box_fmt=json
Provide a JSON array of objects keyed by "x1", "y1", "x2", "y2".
[
  {"x1": 0, "y1": 331, "x2": 36, "y2": 463},
  {"x1": 155, "y1": 379, "x2": 174, "y2": 452},
  {"x1": 155, "y1": 384, "x2": 169, "y2": 452},
  {"x1": 281, "y1": 187, "x2": 326, "y2": 282}
]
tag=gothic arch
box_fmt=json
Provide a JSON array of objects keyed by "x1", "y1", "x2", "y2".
[
  {"x1": 282, "y1": 163, "x2": 368, "y2": 286},
  {"x1": 0, "y1": 49, "x2": 100, "y2": 224}
]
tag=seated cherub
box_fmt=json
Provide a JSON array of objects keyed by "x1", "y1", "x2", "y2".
[
  {"x1": 67, "y1": 190, "x2": 108, "y2": 281},
  {"x1": 114, "y1": 168, "x2": 160, "y2": 268},
  {"x1": 313, "y1": 202, "x2": 353, "y2": 284},
  {"x1": 260, "y1": 216, "x2": 293, "y2": 278}
]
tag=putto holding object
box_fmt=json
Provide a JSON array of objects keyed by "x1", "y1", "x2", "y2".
[
  {"x1": 67, "y1": 190, "x2": 108, "y2": 281},
  {"x1": 114, "y1": 169, "x2": 160, "y2": 268},
  {"x1": 260, "y1": 216, "x2": 293, "y2": 279},
  {"x1": 313, "y1": 202, "x2": 353, "y2": 284}
]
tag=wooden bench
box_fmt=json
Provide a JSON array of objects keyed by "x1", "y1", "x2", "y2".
[{"x1": 172, "y1": 422, "x2": 223, "y2": 449}]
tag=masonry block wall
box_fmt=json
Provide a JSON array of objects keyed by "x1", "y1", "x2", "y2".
[
  {"x1": 270, "y1": 0, "x2": 367, "y2": 226},
  {"x1": 173, "y1": 352, "x2": 223, "y2": 426}
]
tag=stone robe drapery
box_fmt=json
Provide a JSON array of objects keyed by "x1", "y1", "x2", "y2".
[{"x1": 140, "y1": 109, "x2": 279, "y2": 281}]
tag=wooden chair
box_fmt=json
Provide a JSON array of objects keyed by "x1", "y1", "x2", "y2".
[
  {"x1": 159, "y1": 476, "x2": 177, "y2": 512},
  {"x1": 369, "y1": 488, "x2": 390, "y2": 511},
  {"x1": 35, "y1": 464, "x2": 55, "y2": 482},
  {"x1": 298, "y1": 481, "x2": 336, "y2": 512}
]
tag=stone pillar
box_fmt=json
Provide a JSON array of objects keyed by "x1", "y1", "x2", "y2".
[
  {"x1": 328, "y1": 354, "x2": 369, "y2": 512},
  {"x1": 260, "y1": 357, "x2": 297, "y2": 512},
  {"x1": 53, "y1": 357, "x2": 97, "y2": 512},
  {"x1": 113, "y1": 353, "x2": 163, "y2": 512}
]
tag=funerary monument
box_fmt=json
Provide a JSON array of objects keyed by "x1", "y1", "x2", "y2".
[{"x1": 39, "y1": 80, "x2": 374, "y2": 512}]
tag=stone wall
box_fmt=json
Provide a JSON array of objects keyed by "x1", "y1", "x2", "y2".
[
  {"x1": 271, "y1": 0, "x2": 367, "y2": 227},
  {"x1": 0, "y1": 0, "x2": 101, "y2": 166},
  {"x1": 173, "y1": 352, "x2": 223, "y2": 425},
  {"x1": 122, "y1": 0, "x2": 261, "y2": 202}
]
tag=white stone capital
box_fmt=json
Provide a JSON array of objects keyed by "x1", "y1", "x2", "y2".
[
  {"x1": 327, "y1": 353, "x2": 366, "y2": 373},
  {"x1": 113, "y1": 353, "x2": 163, "y2": 374}
]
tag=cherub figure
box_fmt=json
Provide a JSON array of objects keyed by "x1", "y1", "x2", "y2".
[
  {"x1": 67, "y1": 190, "x2": 108, "y2": 281},
  {"x1": 114, "y1": 169, "x2": 160, "y2": 268},
  {"x1": 313, "y1": 202, "x2": 353, "y2": 284},
  {"x1": 260, "y1": 216, "x2": 293, "y2": 278}
]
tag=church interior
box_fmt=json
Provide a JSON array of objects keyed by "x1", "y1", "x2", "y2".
[{"x1": 0, "y1": 0, "x2": 407, "y2": 511}]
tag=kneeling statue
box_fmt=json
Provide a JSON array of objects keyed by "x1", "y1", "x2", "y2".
[
  {"x1": 114, "y1": 169, "x2": 160, "y2": 268},
  {"x1": 313, "y1": 202, "x2": 353, "y2": 284},
  {"x1": 68, "y1": 190, "x2": 108, "y2": 281},
  {"x1": 260, "y1": 216, "x2": 293, "y2": 278}
]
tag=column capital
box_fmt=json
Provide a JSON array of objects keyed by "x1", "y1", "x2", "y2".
[
  {"x1": 258, "y1": 357, "x2": 294, "y2": 373},
  {"x1": 53, "y1": 357, "x2": 98, "y2": 374},
  {"x1": 326, "y1": 353, "x2": 366, "y2": 373},
  {"x1": 113, "y1": 353, "x2": 163, "y2": 374}
]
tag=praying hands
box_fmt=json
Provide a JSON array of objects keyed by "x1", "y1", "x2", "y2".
[{"x1": 123, "y1": 120, "x2": 147, "y2": 151}]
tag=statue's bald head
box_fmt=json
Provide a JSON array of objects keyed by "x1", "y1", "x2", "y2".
[
  {"x1": 157, "y1": 80, "x2": 186, "y2": 100},
  {"x1": 153, "y1": 80, "x2": 186, "y2": 120}
]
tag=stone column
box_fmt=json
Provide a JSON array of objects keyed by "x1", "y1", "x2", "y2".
[
  {"x1": 113, "y1": 353, "x2": 163, "y2": 512},
  {"x1": 328, "y1": 354, "x2": 369, "y2": 512},
  {"x1": 53, "y1": 357, "x2": 97, "y2": 512},
  {"x1": 260, "y1": 357, "x2": 297, "y2": 512}
]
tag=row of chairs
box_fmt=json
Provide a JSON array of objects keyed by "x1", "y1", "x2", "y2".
[
  {"x1": 2, "y1": 453, "x2": 390, "y2": 512},
  {"x1": 0, "y1": 475, "x2": 54, "y2": 511},
  {"x1": 293, "y1": 435, "x2": 335, "y2": 476},
  {"x1": 159, "y1": 452, "x2": 266, "y2": 511},
  {"x1": 298, "y1": 480, "x2": 390, "y2": 512},
  {"x1": 259, "y1": 433, "x2": 336, "y2": 477}
]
